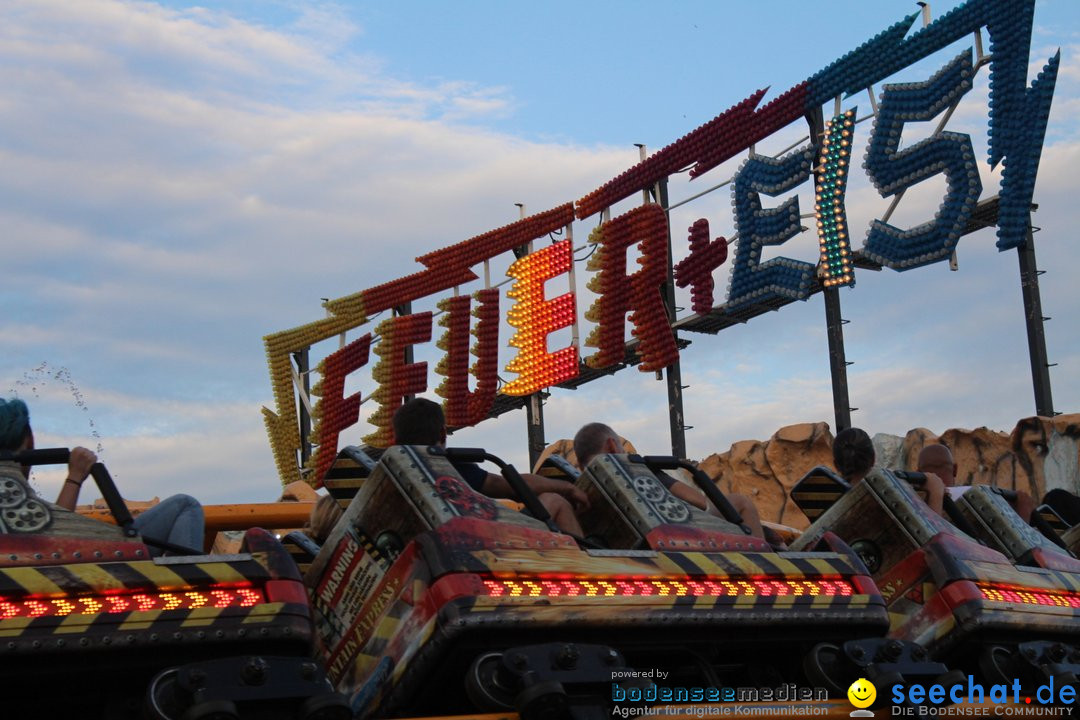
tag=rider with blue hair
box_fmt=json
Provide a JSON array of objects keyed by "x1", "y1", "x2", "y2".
[{"x1": 0, "y1": 397, "x2": 204, "y2": 554}]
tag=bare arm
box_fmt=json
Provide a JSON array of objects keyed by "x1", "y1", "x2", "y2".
[
  {"x1": 480, "y1": 472, "x2": 590, "y2": 512},
  {"x1": 55, "y1": 447, "x2": 96, "y2": 511},
  {"x1": 668, "y1": 481, "x2": 707, "y2": 510},
  {"x1": 919, "y1": 472, "x2": 946, "y2": 517}
]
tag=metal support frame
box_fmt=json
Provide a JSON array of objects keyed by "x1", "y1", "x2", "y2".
[
  {"x1": 393, "y1": 302, "x2": 415, "y2": 403},
  {"x1": 823, "y1": 288, "x2": 853, "y2": 432},
  {"x1": 657, "y1": 176, "x2": 688, "y2": 459},
  {"x1": 807, "y1": 107, "x2": 854, "y2": 432},
  {"x1": 293, "y1": 348, "x2": 312, "y2": 465},
  {"x1": 526, "y1": 393, "x2": 546, "y2": 472},
  {"x1": 1018, "y1": 224, "x2": 1055, "y2": 417},
  {"x1": 511, "y1": 204, "x2": 548, "y2": 471}
]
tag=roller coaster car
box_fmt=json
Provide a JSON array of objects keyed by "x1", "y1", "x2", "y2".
[
  {"x1": 307, "y1": 445, "x2": 951, "y2": 719},
  {"x1": 0, "y1": 449, "x2": 347, "y2": 720},
  {"x1": 790, "y1": 467, "x2": 1080, "y2": 691}
]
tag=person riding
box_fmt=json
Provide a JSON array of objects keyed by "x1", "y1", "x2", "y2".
[
  {"x1": 572, "y1": 422, "x2": 771, "y2": 542},
  {"x1": 834, "y1": 427, "x2": 945, "y2": 516},
  {"x1": 0, "y1": 397, "x2": 205, "y2": 555},
  {"x1": 917, "y1": 442, "x2": 1034, "y2": 521},
  {"x1": 392, "y1": 398, "x2": 589, "y2": 536},
  {"x1": 305, "y1": 493, "x2": 344, "y2": 545}
]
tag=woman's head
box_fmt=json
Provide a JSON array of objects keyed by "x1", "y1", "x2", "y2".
[
  {"x1": 833, "y1": 427, "x2": 875, "y2": 483},
  {"x1": 306, "y1": 494, "x2": 344, "y2": 545}
]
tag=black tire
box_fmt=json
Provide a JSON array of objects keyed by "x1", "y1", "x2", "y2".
[
  {"x1": 802, "y1": 643, "x2": 847, "y2": 696},
  {"x1": 979, "y1": 645, "x2": 1014, "y2": 685},
  {"x1": 870, "y1": 671, "x2": 904, "y2": 709},
  {"x1": 465, "y1": 652, "x2": 516, "y2": 711},
  {"x1": 515, "y1": 681, "x2": 569, "y2": 720},
  {"x1": 145, "y1": 668, "x2": 184, "y2": 720}
]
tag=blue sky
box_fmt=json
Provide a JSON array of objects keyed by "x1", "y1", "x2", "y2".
[{"x1": 3, "y1": 0, "x2": 1078, "y2": 504}]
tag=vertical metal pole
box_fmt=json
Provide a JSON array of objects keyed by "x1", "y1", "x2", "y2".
[
  {"x1": 809, "y1": 106, "x2": 853, "y2": 432},
  {"x1": 527, "y1": 394, "x2": 546, "y2": 472},
  {"x1": 1018, "y1": 224, "x2": 1055, "y2": 417},
  {"x1": 294, "y1": 348, "x2": 312, "y2": 465},
  {"x1": 657, "y1": 177, "x2": 688, "y2": 459},
  {"x1": 824, "y1": 289, "x2": 852, "y2": 432},
  {"x1": 394, "y1": 302, "x2": 415, "y2": 402}
]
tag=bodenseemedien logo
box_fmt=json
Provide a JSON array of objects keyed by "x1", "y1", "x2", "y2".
[{"x1": 848, "y1": 678, "x2": 876, "y2": 717}]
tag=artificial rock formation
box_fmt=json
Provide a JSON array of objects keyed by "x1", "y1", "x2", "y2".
[
  {"x1": 542, "y1": 413, "x2": 1080, "y2": 531},
  {"x1": 699, "y1": 422, "x2": 834, "y2": 529},
  {"x1": 700, "y1": 414, "x2": 1080, "y2": 529}
]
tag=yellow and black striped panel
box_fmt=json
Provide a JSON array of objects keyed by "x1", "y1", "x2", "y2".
[
  {"x1": 1036, "y1": 504, "x2": 1070, "y2": 534},
  {"x1": 0, "y1": 555, "x2": 273, "y2": 596},
  {"x1": 323, "y1": 445, "x2": 381, "y2": 501},
  {"x1": 323, "y1": 475, "x2": 365, "y2": 502},
  {"x1": 280, "y1": 531, "x2": 320, "y2": 577},
  {"x1": 0, "y1": 555, "x2": 312, "y2": 655},
  {"x1": 790, "y1": 467, "x2": 850, "y2": 522},
  {"x1": 1066, "y1": 525, "x2": 1080, "y2": 556},
  {"x1": 455, "y1": 546, "x2": 868, "y2": 592}
]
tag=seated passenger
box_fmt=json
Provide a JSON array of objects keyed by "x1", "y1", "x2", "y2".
[
  {"x1": 917, "y1": 443, "x2": 1035, "y2": 522},
  {"x1": 572, "y1": 422, "x2": 770, "y2": 542},
  {"x1": 0, "y1": 397, "x2": 205, "y2": 555},
  {"x1": 305, "y1": 493, "x2": 344, "y2": 545},
  {"x1": 391, "y1": 398, "x2": 589, "y2": 536},
  {"x1": 834, "y1": 427, "x2": 945, "y2": 516}
]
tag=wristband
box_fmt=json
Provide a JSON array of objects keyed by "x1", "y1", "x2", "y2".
[{"x1": 64, "y1": 478, "x2": 82, "y2": 487}]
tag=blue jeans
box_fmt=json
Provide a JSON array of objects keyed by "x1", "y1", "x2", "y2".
[{"x1": 133, "y1": 494, "x2": 205, "y2": 556}]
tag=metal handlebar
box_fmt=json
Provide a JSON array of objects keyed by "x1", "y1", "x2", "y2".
[
  {"x1": 631, "y1": 454, "x2": 751, "y2": 536},
  {"x1": 433, "y1": 447, "x2": 558, "y2": 532}
]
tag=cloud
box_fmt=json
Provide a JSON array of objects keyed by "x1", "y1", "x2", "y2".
[{"x1": 3, "y1": 0, "x2": 1077, "y2": 507}]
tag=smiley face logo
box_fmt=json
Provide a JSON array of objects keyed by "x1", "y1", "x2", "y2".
[{"x1": 847, "y1": 678, "x2": 876, "y2": 709}]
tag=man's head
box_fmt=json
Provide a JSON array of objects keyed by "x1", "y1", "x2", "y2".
[
  {"x1": 917, "y1": 444, "x2": 957, "y2": 486},
  {"x1": 392, "y1": 398, "x2": 446, "y2": 446},
  {"x1": 0, "y1": 398, "x2": 31, "y2": 453},
  {"x1": 573, "y1": 422, "x2": 621, "y2": 470},
  {"x1": 833, "y1": 427, "x2": 875, "y2": 483}
]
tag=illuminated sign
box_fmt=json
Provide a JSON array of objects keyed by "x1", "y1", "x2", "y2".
[
  {"x1": 435, "y1": 289, "x2": 500, "y2": 427},
  {"x1": 503, "y1": 240, "x2": 578, "y2": 396},
  {"x1": 263, "y1": 0, "x2": 1058, "y2": 486},
  {"x1": 815, "y1": 110, "x2": 856, "y2": 289}
]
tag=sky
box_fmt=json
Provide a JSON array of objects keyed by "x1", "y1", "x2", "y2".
[{"x1": 2, "y1": 0, "x2": 1078, "y2": 504}]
